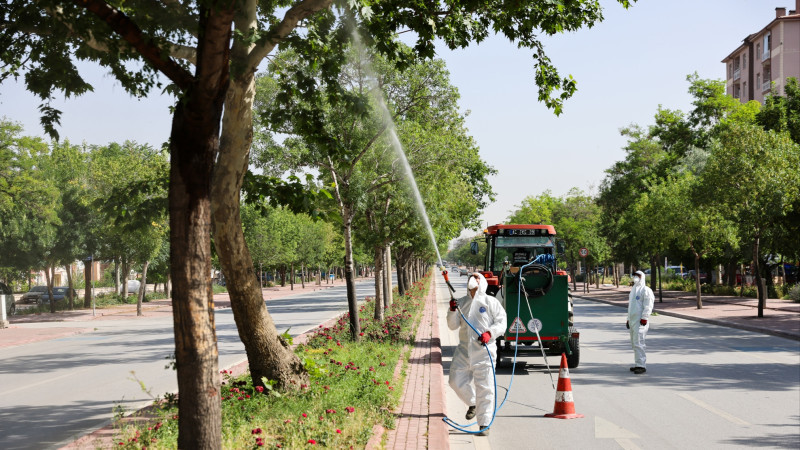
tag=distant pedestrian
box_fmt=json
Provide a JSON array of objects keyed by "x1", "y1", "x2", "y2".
[{"x1": 627, "y1": 270, "x2": 654, "y2": 374}]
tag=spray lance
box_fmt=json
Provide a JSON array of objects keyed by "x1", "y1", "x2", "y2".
[
  {"x1": 440, "y1": 271, "x2": 516, "y2": 435},
  {"x1": 440, "y1": 261, "x2": 556, "y2": 435}
]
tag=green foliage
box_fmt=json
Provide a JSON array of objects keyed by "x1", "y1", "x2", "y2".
[
  {"x1": 757, "y1": 77, "x2": 800, "y2": 145},
  {"x1": 789, "y1": 285, "x2": 800, "y2": 303}
]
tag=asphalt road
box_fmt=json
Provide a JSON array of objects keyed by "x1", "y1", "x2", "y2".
[
  {"x1": 439, "y1": 277, "x2": 800, "y2": 449},
  {"x1": 0, "y1": 278, "x2": 380, "y2": 449}
]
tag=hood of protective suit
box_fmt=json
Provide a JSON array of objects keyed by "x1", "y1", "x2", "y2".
[
  {"x1": 633, "y1": 270, "x2": 646, "y2": 288},
  {"x1": 468, "y1": 272, "x2": 488, "y2": 296}
]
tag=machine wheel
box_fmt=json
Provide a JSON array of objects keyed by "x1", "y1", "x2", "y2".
[
  {"x1": 495, "y1": 338, "x2": 503, "y2": 366},
  {"x1": 566, "y1": 329, "x2": 580, "y2": 369}
]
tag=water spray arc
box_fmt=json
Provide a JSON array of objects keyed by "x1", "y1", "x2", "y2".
[{"x1": 347, "y1": 24, "x2": 444, "y2": 269}]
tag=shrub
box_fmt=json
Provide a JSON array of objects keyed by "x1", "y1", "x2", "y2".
[
  {"x1": 789, "y1": 285, "x2": 800, "y2": 303},
  {"x1": 212, "y1": 284, "x2": 227, "y2": 294},
  {"x1": 114, "y1": 272, "x2": 432, "y2": 448}
]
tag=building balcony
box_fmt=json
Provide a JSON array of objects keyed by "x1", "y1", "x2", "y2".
[
  {"x1": 761, "y1": 50, "x2": 770, "y2": 62},
  {"x1": 762, "y1": 80, "x2": 771, "y2": 92},
  {"x1": 733, "y1": 68, "x2": 741, "y2": 80}
]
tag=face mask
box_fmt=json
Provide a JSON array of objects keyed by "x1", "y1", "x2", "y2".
[{"x1": 633, "y1": 277, "x2": 640, "y2": 283}]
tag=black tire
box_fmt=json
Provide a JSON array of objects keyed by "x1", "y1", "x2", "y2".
[
  {"x1": 566, "y1": 329, "x2": 580, "y2": 369},
  {"x1": 9, "y1": 304, "x2": 15, "y2": 316},
  {"x1": 495, "y1": 338, "x2": 503, "y2": 366}
]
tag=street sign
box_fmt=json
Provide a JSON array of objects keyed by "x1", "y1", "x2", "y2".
[{"x1": 579, "y1": 247, "x2": 589, "y2": 258}]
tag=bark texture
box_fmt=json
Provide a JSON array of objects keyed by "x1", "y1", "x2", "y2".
[
  {"x1": 211, "y1": 72, "x2": 308, "y2": 390},
  {"x1": 167, "y1": 4, "x2": 235, "y2": 447}
]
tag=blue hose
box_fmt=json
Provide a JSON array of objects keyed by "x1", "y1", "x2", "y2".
[{"x1": 441, "y1": 260, "x2": 536, "y2": 434}]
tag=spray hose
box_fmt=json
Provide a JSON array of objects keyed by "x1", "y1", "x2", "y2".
[{"x1": 440, "y1": 268, "x2": 528, "y2": 435}]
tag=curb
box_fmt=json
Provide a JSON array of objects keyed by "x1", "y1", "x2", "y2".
[
  {"x1": 427, "y1": 282, "x2": 448, "y2": 450},
  {"x1": 574, "y1": 294, "x2": 800, "y2": 342}
]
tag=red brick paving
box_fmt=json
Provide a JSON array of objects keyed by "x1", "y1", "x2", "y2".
[{"x1": 379, "y1": 279, "x2": 448, "y2": 450}]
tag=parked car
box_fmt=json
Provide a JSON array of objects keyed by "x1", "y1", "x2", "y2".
[
  {"x1": 459, "y1": 268, "x2": 468, "y2": 276},
  {"x1": 688, "y1": 270, "x2": 710, "y2": 284},
  {"x1": 1, "y1": 281, "x2": 14, "y2": 316},
  {"x1": 37, "y1": 287, "x2": 78, "y2": 305},
  {"x1": 451, "y1": 266, "x2": 459, "y2": 273},
  {"x1": 19, "y1": 286, "x2": 49, "y2": 304}
]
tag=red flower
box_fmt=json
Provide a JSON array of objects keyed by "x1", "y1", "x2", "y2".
[
  {"x1": 336, "y1": 429, "x2": 342, "y2": 434},
  {"x1": 308, "y1": 439, "x2": 317, "y2": 444},
  {"x1": 301, "y1": 413, "x2": 308, "y2": 418},
  {"x1": 251, "y1": 428, "x2": 263, "y2": 434},
  {"x1": 255, "y1": 386, "x2": 264, "y2": 393},
  {"x1": 345, "y1": 406, "x2": 355, "y2": 413}
]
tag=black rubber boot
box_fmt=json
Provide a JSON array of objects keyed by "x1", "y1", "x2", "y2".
[{"x1": 465, "y1": 405, "x2": 476, "y2": 420}]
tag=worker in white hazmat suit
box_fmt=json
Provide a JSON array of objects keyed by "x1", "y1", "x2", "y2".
[
  {"x1": 627, "y1": 270, "x2": 654, "y2": 374},
  {"x1": 447, "y1": 272, "x2": 507, "y2": 435}
]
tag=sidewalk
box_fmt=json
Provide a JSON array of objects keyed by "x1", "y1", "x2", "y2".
[
  {"x1": 571, "y1": 284, "x2": 800, "y2": 341},
  {"x1": 377, "y1": 277, "x2": 448, "y2": 450},
  {"x1": 0, "y1": 279, "x2": 356, "y2": 349}
]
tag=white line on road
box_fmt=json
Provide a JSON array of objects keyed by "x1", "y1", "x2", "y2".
[
  {"x1": 615, "y1": 438, "x2": 642, "y2": 450},
  {"x1": 0, "y1": 365, "x2": 95, "y2": 396},
  {"x1": 678, "y1": 393, "x2": 750, "y2": 426}
]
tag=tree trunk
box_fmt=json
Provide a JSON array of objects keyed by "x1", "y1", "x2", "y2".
[
  {"x1": 66, "y1": 264, "x2": 74, "y2": 310},
  {"x1": 301, "y1": 262, "x2": 305, "y2": 289},
  {"x1": 114, "y1": 256, "x2": 121, "y2": 295},
  {"x1": 121, "y1": 258, "x2": 129, "y2": 298},
  {"x1": 211, "y1": 70, "x2": 309, "y2": 391},
  {"x1": 384, "y1": 244, "x2": 393, "y2": 308},
  {"x1": 137, "y1": 260, "x2": 149, "y2": 316},
  {"x1": 341, "y1": 208, "x2": 361, "y2": 339},
  {"x1": 83, "y1": 259, "x2": 92, "y2": 308},
  {"x1": 45, "y1": 265, "x2": 55, "y2": 313},
  {"x1": 161, "y1": 4, "x2": 240, "y2": 444},
  {"x1": 374, "y1": 246, "x2": 384, "y2": 322},
  {"x1": 693, "y1": 252, "x2": 702, "y2": 309},
  {"x1": 740, "y1": 263, "x2": 746, "y2": 297},
  {"x1": 281, "y1": 265, "x2": 286, "y2": 287},
  {"x1": 657, "y1": 261, "x2": 663, "y2": 303},
  {"x1": 753, "y1": 237, "x2": 764, "y2": 317},
  {"x1": 290, "y1": 262, "x2": 295, "y2": 290}
]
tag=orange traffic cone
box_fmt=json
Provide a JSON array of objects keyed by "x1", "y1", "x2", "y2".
[{"x1": 544, "y1": 353, "x2": 584, "y2": 419}]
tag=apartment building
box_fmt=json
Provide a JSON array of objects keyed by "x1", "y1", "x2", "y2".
[{"x1": 722, "y1": 2, "x2": 800, "y2": 104}]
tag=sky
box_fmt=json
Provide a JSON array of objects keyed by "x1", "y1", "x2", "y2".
[{"x1": 0, "y1": 0, "x2": 782, "y2": 240}]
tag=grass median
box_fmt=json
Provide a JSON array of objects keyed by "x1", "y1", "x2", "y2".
[{"x1": 113, "y1": 274, "x2": 431, "y2": 448}]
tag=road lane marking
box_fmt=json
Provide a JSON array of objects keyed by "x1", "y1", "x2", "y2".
[
  {"x1": 0, "y1": 366, "x2": 95, "y2": 396},
  {"x1": 615, "y1": 438, "x2": 641, "y2": 450},
  {"x1": 595, "y1": 416, "x2": 639, "y2": 439},
  {"x1": 678, "y1": 393, "x2": 750, "y2": 426}
]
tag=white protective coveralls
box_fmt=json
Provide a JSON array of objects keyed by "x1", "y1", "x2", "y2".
[
  {"x1": 628, "y1": 271, "x2": 655, "y2": 368},
  {"x1": 447, "y1": 273, "x2": 507, "y2": 427}
]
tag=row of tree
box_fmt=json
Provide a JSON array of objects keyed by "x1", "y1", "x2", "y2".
[
  {"x1": 0, "y1": 127, "x2": 169, "y2": 314},
  {"x1": 4, "y1": 0, "x2": 636, "y2": 445},
  {"x1": 450, "y1": 75, "x2": 800, "y2": 318}
]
